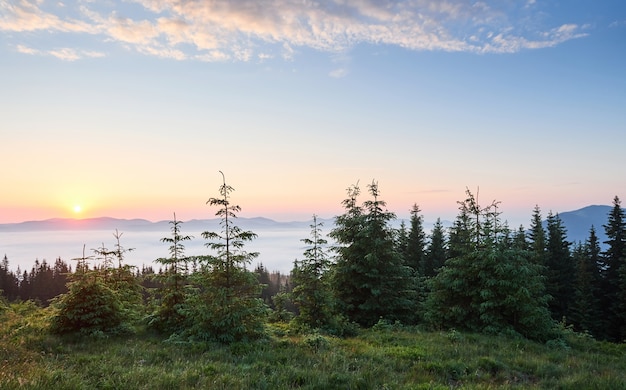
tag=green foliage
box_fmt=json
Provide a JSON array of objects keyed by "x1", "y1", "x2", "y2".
[
  {"x1": 149, "y1": 214, "x2": 193, "y2": 334},
  {"x1": 331, "y1": 181, "x2": 417, "y2": 327},
  {"x1": 424, "y1": 217, "x2": 447, "y2": 278},
  {"x1": 3, "y1": 304, "x2": 626, "y2": 389},
  {"x1": 425, "y1": 189, "x2": 555, "y2": 342},
  {"x1": 601, "y1": 196, "x2": 626, "y2": 342},
  {"x1": 290, "y1": 215, "x2": 338, "y2": 332},
  {"x1": 50, "y1": 275, "x2": 126, "y2": 335},
  {"x1": 50, "y1": 232, "x2": 142, "y2": 336},
  {"x1": 186, "y1": 267, "x2": 268, "y2": 343},
  {"x1": 405, "y1": 203, "x2": 427, "y2": 275},
  {"x1": 186, "y1": 172, "x2": 269, "y2": 343},
  {"x1": 569, "y1": 228, "x2": 603, "y2": 336},
  {"x1": 545, "y1": 212, "x2": 575, "y2": 321}
]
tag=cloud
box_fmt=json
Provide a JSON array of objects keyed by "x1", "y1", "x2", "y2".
[
  {"x1": 15, "y1": 44, "x2": 105, "y2": 60},
  {"x1": 1, "y1": 0, "x2": 590, "y2": 62}
]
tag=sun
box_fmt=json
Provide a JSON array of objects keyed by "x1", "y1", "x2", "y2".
[{"x1": 73, "y1": 204, "x2": 82, "y2": 214}]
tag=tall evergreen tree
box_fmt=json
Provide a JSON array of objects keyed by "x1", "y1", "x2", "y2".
[
  {"x1": 425, "y1": 189, "x2": 554, "y2": 341},
  {"x1": 528, "y1": 205, "x2": 547, "y2": 265},
  {"x1": 0, "y1": 255, "x2": 19, "y2": 301},
  {"x1": 291, "y1": 215, "x2": 335, "y2": 331},
  {"x1": 545, "y1": 212, "x2": 575, "y2": 322},
  {"x1": 331, "y1": 181, "x2": 416, "y2": 326},
  {"x1": 150, "y1": 214, "x2": 193, "y2": 333},
  {"x1": 601, "y1": 196, "x2": 626, "y2": 341},
  {"x1": 569, "y1": 227, "x2": 602, "y2": 335},
  {"x1": 423, "y1": 218, "x2": 447, "y2": 278},
  {"x1": 189, "y1": 172, "x2": 268, "y2": 342},
  {"x1": 447, "y1": 205, "x2": 472, "y2": 259},
  {"x1": 405, "y1": 204, "x2": 427, "y2": 275}
]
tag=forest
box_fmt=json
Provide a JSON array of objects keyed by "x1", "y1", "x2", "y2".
[
  {"x1": 1, "y1": 177, "x2": 626, "y2": 344},
  {"x1": 2, "y1": 176, "x2": 626, "y2": 387}
]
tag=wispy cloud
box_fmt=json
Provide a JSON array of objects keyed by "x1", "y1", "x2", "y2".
[
  {"x1": 1, "y1": 0, "x2": 589, "y2": 62},
  {"x1": 16, "y1": 44, "x2": 104, "y2": 61}
]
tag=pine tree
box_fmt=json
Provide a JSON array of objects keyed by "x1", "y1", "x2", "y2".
[
  {"x1": 50, "y1": 247, "x2": 126, "y2": 335},
  {"x1": 291, "y1": 215, "x2": 336, "y2": 331},
  {"x1": 0, "y1": 255, "x2": 19, "y2": 301},
  {"x1": 528, "y1": 205, "x2": 547, "y2": 265},
  {"x1": 405, "y1": 204, "x2": 427, "y2": 275},
  {"x1": 188, "y1": 172, "x2": 268, "y2": 342},
  {"x1": 545, "y1": 212, "x2": 575, "y2": 322},
  {"x1": 425, "y1": 189, "x2": 554, "y2": 341},
  {"x1": 569, "y1": 227, "x2": 602, "y2": 335},
  {"x1": 150, "y1": 214, "x2": 193, "y2": 333},
  {"x1": 424, "y1": 218, "x2": 447, "y2": 278},
  {"x1": 331, "y1": 181, "x2": 416, "y2": 326},
  {"x1": 601, "y1": 196, "x2": 626, "y2": 341}
]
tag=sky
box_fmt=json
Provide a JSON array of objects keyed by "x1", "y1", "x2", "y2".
[{"x1": 1, "y1": 0, "x2": 626, "y2": 229}]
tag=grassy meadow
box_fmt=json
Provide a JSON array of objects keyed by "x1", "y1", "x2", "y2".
[{"x1": 2, "y1": 301, "x2": 625, "y2": 389}]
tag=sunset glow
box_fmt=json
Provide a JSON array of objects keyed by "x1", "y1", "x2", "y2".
[{"x1": 1, "y1": 1, "x2": 625, "y2": 227}]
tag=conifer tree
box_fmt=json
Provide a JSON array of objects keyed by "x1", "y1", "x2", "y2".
[
  {"x1": 601, "y1": 196, "x2": 626, "y2": 341},
  {"x1": 528, "y1": 205, "x2": 547, "y2": 265},
  {"x1": 545, "y1": 212, "x2": 575, "y2": 322},
  {"x1": 424, "y1": 218, "x2": 447, "y2": 278},
  {"x1": 425, "y1": 188, "x2": 554, "y2": 341},
  {"x1": 406, "y1": 204, "x2": 427, "y2": 275},
  {"x1": 331, "y1": 181, "x2": 416, "y2": 326},
  {"x1": 150, "y1": 214, "x2": 193, "y2": 333},
  {"x1": 50, "y1": 246, "x2": 126, "y2": 335},
  {"x1": 291, "y1": 215, "x2": 336, "y2": 331},
  {"x1": 569, "y1": 227, "x2": 602, "y2": 335},
  {"x1": 447, "y1": 204, "x2": 473, "y2": 259},
  {"x1": 188, "y1": 172, "x2": 267, "y2": 342},
  {"x1": 0, "y1": 255, "x2": 19, "y2": 301}
]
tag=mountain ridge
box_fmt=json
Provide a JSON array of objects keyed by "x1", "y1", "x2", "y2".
[{"x1": 0, "y1": 205, "x2": 620, "y2": 246}]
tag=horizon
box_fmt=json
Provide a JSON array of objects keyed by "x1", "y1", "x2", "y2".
[{"x1": 2, "y1": 1, "x2": 625, "y2": 228}]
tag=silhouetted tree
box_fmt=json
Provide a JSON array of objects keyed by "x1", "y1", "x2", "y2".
[
  {"x1": 406, "y1": 204, "x2": 427, "y2": 276},
  {"x1": 545, "y1": 212, "x2": 575, "y2": 322},
  {"x1": 528, "y1": 205, "x2": 547, "y2": 265},
  {"x1": 424, "y1": 218, "x2": 447, "y2": 278},
  {"x1": 601, "y1": 196, "x2": 626, "y2": 341},
  {"x1": 569, "y1": 227, "x2": 602, "y2": 335}
]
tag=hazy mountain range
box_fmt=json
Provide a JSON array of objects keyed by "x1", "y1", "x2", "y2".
[
  {"x1": 0, "y1": 205, "x2": 618, "y2": 273},
  {"x1": 0, "y1": 205, "x2": 616, "y2": 241}
]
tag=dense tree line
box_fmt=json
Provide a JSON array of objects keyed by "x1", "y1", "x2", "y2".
[{"x1": 2, "y1": 179, "x2": 626, "y2": 343}]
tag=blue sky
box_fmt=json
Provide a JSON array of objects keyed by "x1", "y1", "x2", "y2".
[{"x1": 1, "y1": 0, "x2": 625, "y2": 228}]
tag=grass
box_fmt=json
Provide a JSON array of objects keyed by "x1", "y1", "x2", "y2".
[{"x1": 1, "y1": 302, "x2": 625, "y2": 389}]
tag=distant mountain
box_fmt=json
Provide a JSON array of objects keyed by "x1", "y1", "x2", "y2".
[
  {"x1": 0, "y1": 216, "x2": 328, "y2": 233},
  {"x1": 546, "y1": 205, "x2": 616, "y2": 246},
  {"x1": 0, "y1": 207, "x2": 618, "y2": 247}
]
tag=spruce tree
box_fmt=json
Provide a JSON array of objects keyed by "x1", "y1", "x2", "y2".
[
  {"x1": 423, "y1": 218, "x2": 447, "y2": 278},
  {"x1": 188, "y1": 172, "x2": 268, "y2": 342},
  {"x1": 601, "y1": 196, "x2": 626, "y2": 341},
  {"x1": 425, "y1": 189, "x2": 554, "y2": 341},
  {"x1": 0, "y1": 255, "x2": 19, "y2": 301},
  {"x1": 569, "y1": 227, "x2": 602, "y2": 335},
  {"x1": 405, "y1": 204, "x2": 427, "y2": 275},
  {"x1": 331, "y1": 181, "x2": 416, "y2": 326},
  {"x1": 291, "y1": 215, "x2": 336, "y2": 331},
  {"x1": 448, "y1": 202, "x2": 472, "y2": 259},
  {"x1": 545, "y1": 212, "x2": 575, "y2": 322},
  {"x1": 150, "y1": 214, "x2": 193, "y2": 333},
  {"x1": 50, "y1": 246, "x2": 126, "y2": 335},
  {"x1": 528, "y1": 205, "x2": 547, "y2": 265}
]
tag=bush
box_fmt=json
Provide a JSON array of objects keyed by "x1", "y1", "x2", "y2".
[{"x1": 50, "y1": 278, "x2": 125, "y2": 335}]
